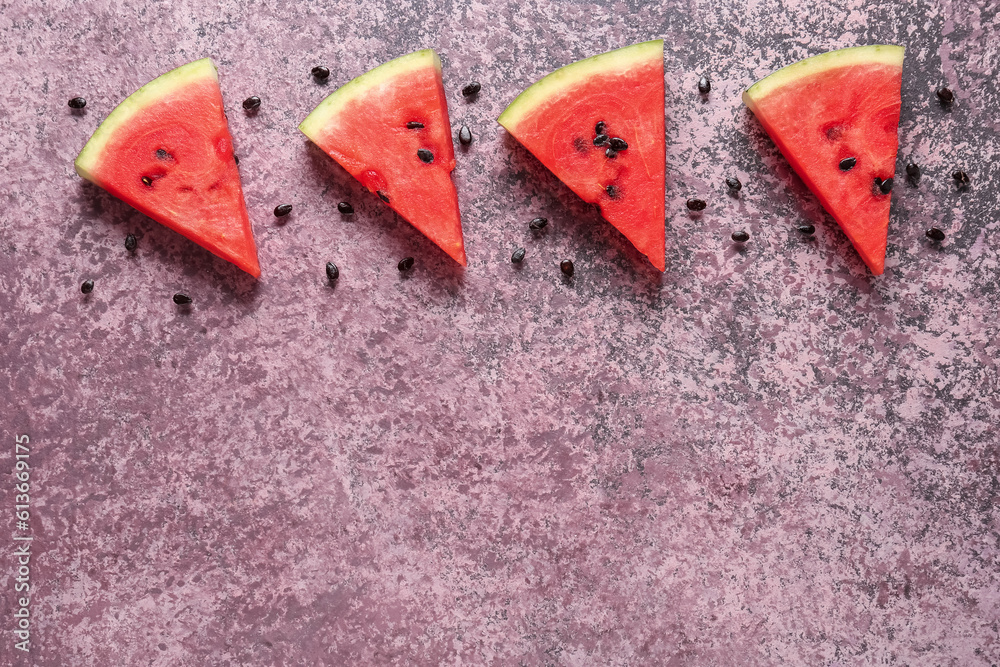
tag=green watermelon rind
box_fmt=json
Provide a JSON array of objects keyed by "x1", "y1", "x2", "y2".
[
  {"x1": 497, "y1": 40, "x2": 664, "y2": 130},
  {"x1": 298, "y1": 50, "x2": 441, "y2": 141},
  {"x1": 742, "y1": 44, "x2": 905, "y2": 110},
  {"x1": 74, "y1": 58, "x2": 219, "y2": 182}
]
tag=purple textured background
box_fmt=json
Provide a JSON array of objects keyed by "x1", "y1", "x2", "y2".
[{"x1": 2, "y1": 0, "x2": 999, "y2": 664}]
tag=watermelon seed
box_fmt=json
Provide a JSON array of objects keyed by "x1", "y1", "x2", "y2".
[
  {"x1": 595, "y1": 121, "x2": 606, "y2": 135},
  {"x1": 337, "y1": 202, "x2": 354, "y2": 215},
  {"x1": 839, "y1": 157, "x2": 857, "y2": 171},
  {"x1": 274, "y1": 204, "x2": 293, "y2": 217},
  {"x1": 242, "y1": 96, "x2": 261, "y2": 111},
  {"x1": 698, "y1": 76, "x2": 711, "y2": 94},
  {"x1": 529, "y1": 217, "x2": 548, "y2": 231},
  {"x1": 605, "y1": 148, "x2": 618, "y2": 159},
  {"x1": 459, "y1": 126, "x2": 473, "y2": 146},
  {"x1": 878, "y1": 178, "x2": 893, "y2": 194},
  {"x1": 81, "y1": 279, "x2": 94, "y2": 294},
  {"x1": 462, "y1": 81, "x2": 481, "y2": 97},
  {"x1": 398, "y1": 257, "x2": 415, "y2": 271},
  {"x1": 417, "y1": 149, "x2": 434, "y2": 163},
  {"x1": 560, "y1": 260, "x2": 574, "y2": 277},
  {"x1": 311, "y1": 66, "x2": 330, "y2": 80},
  {"x1": 926, "y1": 227, "x2": 946, "y2": 241},
  {"x1": 125, "y1": 234, "x2": 137, "y2": 252},
  {"x1": 68, "y1": 97, "x2": 87, "y2": 109},
  {"x1": 326, "y1": 262, "x2": 340, "y2": 281},
  {"x1": 406, "y1": 121, "x2": 424, "y2": 129},
  {"x1": 797, "y1": 224, "x2": 815, "y2": 235},
  {"x1": 511, "y1": 247, "x2": 526, "y2": 263},
  {"x1": 953, "y1": 170, "x2": 970, "y2": 187},
  {"x1": 936, "y1": 87, "x2": 954, "y2": 104},
  {"x1": 825, "y1": 125, "x2": 843, "y2": 140},
  {"x1": 234, "y1": 155, "x2": 239, "y2": 165},
  {"x1": 731, "y1": 230, "x2": 750, "y2": 243},
  {"x1": 173, "y1": 293, "x2": 193, "y2": 305},
  {"x1": 155, "y1": 149, "x2": 173, "y2": 161},
  {"x1": 726, "y1": 176, "x2": 742, "y2": 191},
  {"x1": 377, "y1": 191, "x2": 390, "y2": 203},
  {"x1": 905, "y1": 162, "x2": 920, "y2": 182},
  {"x1": 141, "y1": 176, "x2": 153, "y2": 186},
  {"x1": 609, "y1": 137, "x2": 628, "y2": 152},
  {"x1": 686, "y1": 198, "x2": 707, "y2": 211},
  {"x1": 606, "y1": 185, "x2": 619, "y2": 199},
  {"x1": 593, "y1": 134, "x2": 609, "y2": 147}
]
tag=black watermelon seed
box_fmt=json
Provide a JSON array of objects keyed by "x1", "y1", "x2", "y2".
[
  {"x1": 953, "y1": 170, "x2": 970, "y2": 186},
  {"x1": 606, "y1": 185, "x2": 619, "y2": 199},
  {"x1": 511, "y1": 247, "x2": 526, "y2": 263},
  {"x1": 337, "y1": 201, "x2": 354, "y2": 215},
  {"x1": 926, "y1": 227, "x2": 946, "y2": 241},
  {"x1": 398, "y1": 256, "x2": 414, "y2": 271},
  {"x1": 609, "y1": 137, "x2": 628, "y2": 151},
  {"x1": 698, "y1": 76, "x2": 711, "y2": 94},
  {"x1": 595, "y1": 121, "x2": 606, "y2": 135},
  {"x1": 593, "y1": 134, "x2": 610, "y2": 147},
  {"x1": 173, "y1": 293, "x2": 192, "y2": 305},
  {"x1": 905, "y1": 162, "x2": 920, "y2": 179},
  {"x1": 605, "y1": 148, "x2": 618, "y2": 159},
  {"x1": 529, "y1": 217, "x2": 548, "y2": 231},
  {"x1": 377, "y1": 190, "x2": 390, "y2": 203},
  {"x1": 686, "y1": 198, "x2": 707, "y2": 211},
  {"x1": 936, "y1": 87, "x2": 954, "y2": 103},
  {"x1": 417, "y1": 148, "x2": 434, "y2": 163},
  {"x1": 560, "y1": 259, "x2": 574, "y2": 276},
  {"x1": 242, "y1": 96, "x2": 261, "y2": 111},
  {"x1": 311, "y1": 66, "x2": 330, "y2": 80},
  {"x1": 274, "y1": 203, "x2": 293, "y2": 217},
  {"x1": 68, "y1": 97, "x2": 87, "y2": 109},
  {"x1": 797, "y1": 224, "x2": 815, "y2": 235},
  {"x1": 839, "y1": 157, "x2": 857, "y2": 171},
  {"x1": 459, "y1": 125, "x2": 472, "y2": 146},
  {"x1": 879, "y1": 177, "x2": 894, "y2": 194},
  {"x1": 155, "y1": 148, "x2": 172, "y2": 160},
  {"x1": 233, "y1": 155, "x2": 239, "y2": 165},
  {"x1": 731, "y1": 230, "x2": 750, "y2": 243},
  {"x1": 462, "y1": 81, "x2": 481, "y2": 97},
  {"x1": 81, "y1": 279, "x2": 94, "y2": 294},
  {"x1": 125, "y1": 233, "x2": 137, "y2": 251},
  {"x1": 325, "y1": 262, "x2": 340, "y2": 281},
  {"x1": 725, "y1": 176, "x2": 742, "y2": 191},
  {"x1": 141, "y1": 176, "x2": 153, "y2": 186},
  {"x1": 406, "y1": 121, "x2": 424, "y2": 129}
]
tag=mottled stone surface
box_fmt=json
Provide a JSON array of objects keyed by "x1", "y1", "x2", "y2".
[{"x1": 2, "y1": 0, "x2": 999, "y2": 665}]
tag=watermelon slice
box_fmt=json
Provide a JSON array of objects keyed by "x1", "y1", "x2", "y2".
[
  {"x1": 498, "y1": 41, "x2": 666, "y2": 271},
  {"x1": 743, "y1": 45, "x2": 905, "y2": 275},
  {"x1": 75, "y1": 59, "x2": 260, "y2": 277},
  {"x1": 299, "y1": 50, "x2": 466, "y2": 265}
]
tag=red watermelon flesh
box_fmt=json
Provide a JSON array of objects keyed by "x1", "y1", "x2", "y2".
[
  {"x1": 743, "y1": 45, "x2": 905, "y2": 275},
  {"x1": 498, "y1": 41, "x2": 666, "y2": 271},
  {"x1": 299, "y1": 50, "x2": 466, "y2": 265},
  {"x1": 75, "y1": 59, "x2": 259, "y2": 277}
]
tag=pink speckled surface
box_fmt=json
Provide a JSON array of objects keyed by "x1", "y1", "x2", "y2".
[{"x1": 2, "y1": 1, "x2": 999, "y2": 665}]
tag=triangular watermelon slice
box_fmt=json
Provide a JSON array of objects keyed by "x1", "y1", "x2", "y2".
[
  {"x1": 498, "y1": 41, "x2": 666, "y2": 271},
  {"x1": 75, "y1": 58, "x2": 260, "y2": 277},
  {"x1": 299, "y1": 50, "x2": 466, "y2": 265},
  {"x1": 743, "y1": 45, "x2": 905, "y2": 275}
]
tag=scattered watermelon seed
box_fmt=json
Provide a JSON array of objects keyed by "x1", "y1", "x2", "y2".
[
  {"x1": 797, "y1": 224, "x2": 815, "y2": 235},
  {"x1": 529, "y1": 217, "x2": 548, "y2": 231},
  {"x1": 233, "y1": 155, "x2": 239, "y2": 165},
  {"x1": 156, "y1": 148, "x2": 172, "y2": 160},
  {"x1": 377, "y1": 190, "x2": 390, "y2": 203},
  {"x1": 606, "y1": 185, "x2": 619, "y2": 199},
  {"x1": 905, "y1": 162, "x2": 920, "y2": 180},
  {"x1": 141, "y1": 176, "x2": 153, "y2": 186},
  {"x1": 698, "y1": 76, "x2": 711, "y2": 94},
  {"x1": 511, "y1": 247, "x2": 526, "y2": 263},
  {"x1": 81, "y1": 279, "x2": 94, "y2": 294},
  {"x1": 605, "y1": 148, "x2": 618, "y2": 159},
  {"x1": 879, "y1": 178, "x2": 894, "y2": 194},
  {"x1": 326, "y1": 262, "x2": 340, "y2": 281},
  {"x1": 926, "y1": 227, "x2": 946, "y2": 241},
  {"x1": 839, "y1": 157, "x2": 857, "y2": 171},
  {"x1": 311, "y1": 66, "x2": 330, "y2": 80},
  {"x1": 462, "y1": 81, "x2": 481, "y2": 97},
  {"x1": 595, "y1": 121, "x2": 606, "y2": 135},
  {"x1": 560, "y1": 260, "x2": 574, "y2": 277},
  {"x1": 731, "y1": 230, "x2": 750, "y2": 243},
  {"x1": 398, "y1": 257, "x2": 414, "y2": 271},
  {"x1": 726, "y1": 176, "x2": 742, "y2": 191},
  {"x1": 173, "y1": 293, "x2": 193, "y2": 305},
  {"x1": 417, "y1": 148, "x2": 434, "y2": 163},
  {"x1": 459, "y1": 126, "x2": 472, "y2": 145},
  {"x1": 936, "y1": 87, "x2": 954, "y2": 104},
  {"x1": 125, "y1": 234, "x2": 137, "y2": 251},
  {"x1": 274, "y1": 204, "x2": 293, "y2": 217},
  {"x1": 68, "y1": 97, "x2": 87, "y2": 109},
  {"x1": 337, "y1": 202, "x2": 354, "y2": 215},
  {"x1": 593, "y1": 134, "x2": 609, "y2": 147},
  {"x1": 406, "y1": 121, "x2": 424, "y2": 129},
  {"x1": 953, "y1": 170, "x2": 970, "y2": 186},
  {"x1": 242, "y1": 96, "x2": 261, "y2": 111},
  {"x1": 609, "y1": 137, "x2": 628, "y2": 152},
  {"x1": 686, "y1": 198, "x2": 707, "y2": 211}
]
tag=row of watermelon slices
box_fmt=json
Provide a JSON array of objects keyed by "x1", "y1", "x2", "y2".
[{"x1": 74, "y1": 42, "x2": 905, "y2": 278}]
